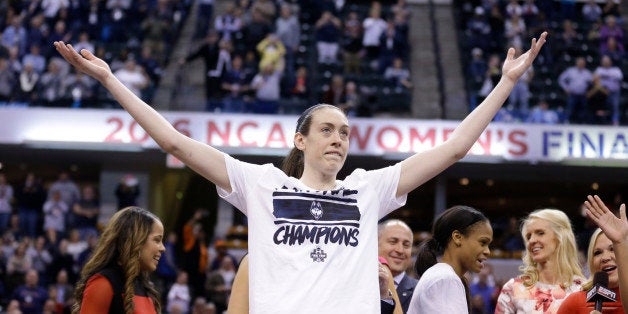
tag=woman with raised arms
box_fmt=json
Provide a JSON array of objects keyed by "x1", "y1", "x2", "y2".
[{"x1": 54, "y1": 31, "x2": 546, "y2": 313}]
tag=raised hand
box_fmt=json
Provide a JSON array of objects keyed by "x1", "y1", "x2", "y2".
[
  {"x1": 53, "y1": 41, "x2": 112, "y2": 83},
  {"x1": 584, "y1": 194, "x2": 628, "y2": 244},
  {"x1": 501, "y1": 32, "x2": 547, "y2": 82}
]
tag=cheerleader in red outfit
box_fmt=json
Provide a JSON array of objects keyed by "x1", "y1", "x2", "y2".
[{"x1": 73, "y1": 207, "x2": 165, "y2": 314}]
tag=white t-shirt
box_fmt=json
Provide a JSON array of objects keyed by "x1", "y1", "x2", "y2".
[
  {"x1": 218, "y1": 154, "x2": 407, "y2": 314},
  {"x1": 362, "y1": 17, "x2": 387, "y2": 47},
  {"x1": 408, "y1": 263, "x2": 469, "y2": 314},
  {"x1": 114, "y1": 68, "x2": 147, "y2": 97},
  {"x1": 167, "y1": 283, "x2": 191, "y2": 313}
]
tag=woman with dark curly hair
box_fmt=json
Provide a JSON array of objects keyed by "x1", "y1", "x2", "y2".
[{"x1": 72, "y1": 206, "x2": 165, "y2": 314}]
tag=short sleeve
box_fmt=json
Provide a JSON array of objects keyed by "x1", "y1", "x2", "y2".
[
  {"x1": 80, "y1": 274, "x2": 114, "y2": 314},
  {"x1": 217, "y1": 153, "x2": 277, "y2": 214},
  {"x1": 380, "y1": 163, "x2": 407, "y2": 216},
  {"x1": 355, "y1": 163, "x2": 406, "y2": 218},
  {"x1": 420, "y1": 277, "x2": 467, "y2": 313},
  {"x1": 408, "y1": 267, "x2": 467, "y2": 314}
]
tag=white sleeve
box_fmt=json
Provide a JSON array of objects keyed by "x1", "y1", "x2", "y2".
[
  {"x1": 407, "y1": 275, "x2": 468, "y2": 314},
  {"x1": 421, "y1": 277, "x2": 468, "y2": 313},
  {"x1": 361, "y1": 163, "x2": 407, "y2": 218},
  {"x1": 216, "y1": 153, "x2": 277, "y2": 215}
]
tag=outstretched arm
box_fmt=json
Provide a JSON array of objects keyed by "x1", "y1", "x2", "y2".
[
  {"x1": 228, "y1": 255, "x2": 249, "y2": 314},
  {"x1": 584, "y1": 194, "x2": 628, "y2": 314},
  {"x1": 396, "y1": 32, "x2": 547, "y2": 197},
  {"x1": 54, "y1": 42, "x2": 231, "y2": 191}
]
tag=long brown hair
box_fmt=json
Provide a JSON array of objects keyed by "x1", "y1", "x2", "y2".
[
  {"x1": 72, "y1": 207, "x2": 162, "y2": 314},
  {"x1": 281, "y1": 104, "x2": 345, "y2": 177}
]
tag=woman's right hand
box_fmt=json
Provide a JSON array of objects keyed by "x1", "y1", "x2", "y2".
[
  {"x1": 501, "y1": 32, "x2": 547, "y2": 83},
  {"x1": 585, "y1": 194, "x2": 628, "y2": 244},
  {"x1": 54, "y1": 41, "x2": 112, "y2": 83}
]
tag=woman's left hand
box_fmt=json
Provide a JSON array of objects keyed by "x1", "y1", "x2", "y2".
[{"x1": 585, "y1": 194, "x2": 628, "y2": 244}]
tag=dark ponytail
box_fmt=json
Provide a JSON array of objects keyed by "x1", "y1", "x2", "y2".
[
  {"x1": 415, "y1": 238, "x2": 440, "y2": 277},
  {"x1": 281, "y1": 148, "x2": 304, "y2": 178},
  {"x1": 414, "y1": 205, "x2": 488, "y2": 277}
]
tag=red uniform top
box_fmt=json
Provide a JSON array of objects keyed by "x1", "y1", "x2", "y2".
[
  {"x1": 557, "y1": 286, "x2": 623, "y2": 314},
  {"x1": 80, "y1": 267, "x2": 157, "y2": 314}
]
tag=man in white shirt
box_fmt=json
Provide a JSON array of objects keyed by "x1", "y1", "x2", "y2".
[
  {"x1": 594, "y1": 55, "x2": 624, "y2": 125},
  {"x1": 114, "y1": 58, "x2": 148, "y2": 98},
  {"x1": 558, "y1": 57, "x2": 592, "y2": 124}
]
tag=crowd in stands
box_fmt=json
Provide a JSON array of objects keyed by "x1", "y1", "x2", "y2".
[
  {"x1": 0, "y1": 0, "x2": 413, "y2": 116},
  {"x1": 3, "y1": 0, "x2": 628, "y2": 124},
  {"x1": 175, "y1": 0, "x2": 414, "y2": 116},
  {"x1": 0, "y1": 0, "x2": 191, "y2": 108},
  {"x1": 0, "y1": 168, "x2": 251, "y2": 313},
  {"x1": 458, "y1": 0, "x2": 627, "y2": 125}
]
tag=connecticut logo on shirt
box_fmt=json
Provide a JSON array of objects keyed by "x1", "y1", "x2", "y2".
[{"x1": 271, "y1": 187, "x2": 361, "y2": 255}]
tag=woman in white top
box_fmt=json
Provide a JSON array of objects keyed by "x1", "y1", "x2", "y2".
[
  {"x1": 408, "y1": 205, "x2": 493, "y2": 314},
  {"x1": 53, "y1": 32, "x2": 546, "y2": 313},
  {"x1": 495, "y1": 209, "x2": 585, "y2": 313}
]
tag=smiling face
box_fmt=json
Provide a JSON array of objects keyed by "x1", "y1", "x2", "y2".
[
  {"x1": 524, "y1": 218, "x2": 558, "y2": 264},
  {"x1": 458, "y1": 221, "x2": 493, "y2": 274},
  {"x1": 139, "y1": 219, "x2": 165, "y2": 272},
  {"x1": 592, "y1": 233, "x2": 618, "y2": 288},
  {"x1": 378, "y1": 223, "x2": 413, "y2": 277},
  {"x1": 297, "y1": 107, "x2": 349, "y2": 180}
]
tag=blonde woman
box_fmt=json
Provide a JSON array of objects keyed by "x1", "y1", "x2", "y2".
[
  {"x1": 583, "y1": 195, "x2": 628, "y2": 314},
  {"x1": 557, "y1": 228, "x2": 623, "y2": 313},
  {"x1": 495, "y1": 209, "x2": 585, "y2": 313},
  {"x1": 72, "y1": 207, "x2": 165, "y2": 314}
]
